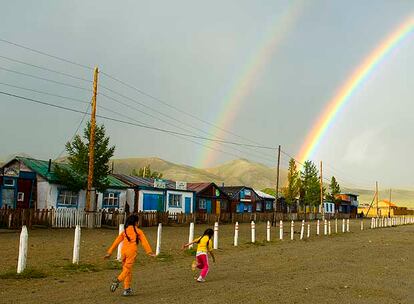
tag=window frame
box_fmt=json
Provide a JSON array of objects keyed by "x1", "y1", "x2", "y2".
[
  {"x1": 17, "y1": 192, "x2": 24, "y2": 202},
  {"x1": 3, "y1": 178, "x2": 15, "y2": 187},
  {"x1": 198, "y1": 199, "x2": 207, "y2": 210},
  {"x1": 102, "y1": 191, "x2": 120, "y2": 208},
  {"x1": 57, "y1": 189, "x2": 79, "y2": 208},
  {"x1": 168, "y1": 193, "x2": 182, "y2": 208}
]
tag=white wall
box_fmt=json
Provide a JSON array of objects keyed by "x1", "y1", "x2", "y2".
[
  {"x1": 37, "y1": 181, "x2": 59, "y2": 209},
  {"x1": 166, "y1": 190, "x2": 193, "y2": 214},
  {"x1": 96, "y1": 189, "x2": 127, "y2": 211}
]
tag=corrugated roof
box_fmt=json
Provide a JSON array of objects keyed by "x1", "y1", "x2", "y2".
[
  {"x1": 15, "y1": 157, "x2": 128, "y2": 188},
  {"x1": 114, "y1": 174, "x2": 178, "y2": 190},
  {"x1": 187, "y1": 182, "x2": 213, "y2": 193},
  {"x1": 254, "y1": 190, "x2": 275, "y2": 200}
]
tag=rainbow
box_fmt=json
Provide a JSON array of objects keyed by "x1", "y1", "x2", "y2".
[
  {"x1": 197, "y1": 1, "x2": 305, "y2": 168},
  {"x1": 298, "y1": 17, "x2": 414, "y2": 164}
]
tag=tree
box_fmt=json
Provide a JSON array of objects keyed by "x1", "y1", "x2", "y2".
[
  {"x1": 282, "y1": 158, "x2": 300, "y2": 207},
  {"x1": 55, "y1": 121, "x2": 115, "y2": 193},
  {"x1": 131, "y1": 165, "x2": 163, "y2": 179},
  {"x1": 300, "y1": 160, "x2": 321, "y2": 207},
  {"x1": 327, "y1": 176, "x2": 341, "y2": 203}
]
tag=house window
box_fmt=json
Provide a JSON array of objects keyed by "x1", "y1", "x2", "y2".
[
  {"x1": 103, "y1": 191, "x2": 120, "y2": 208},
  {"x1": 220, "y1": 201, "x2": 227, "y2": 210},
  {"x1": 256, "y1": 202, "x2": 262, "y2": 212},
  {"x1": 1, "y1": 189, "x2": 15, "y2": 208},
  {"x1": 265, "y1": 202, "x2": 272, "y2": 210},
  {"x1": 57, "y1": 190, "x2": 78, "y2": 207},
  {"x1": 3, "y1": 178, "x2": 15, "y2": 187},
  {"x1": 17, "y1": 192, "x2": 24, "y2": 202},
  {"x1": 199, "y1": 199, "x2": 207, "y2": 210},
  {"x1": 168, "y1": 194, "x2": 182, "y2": 208}
]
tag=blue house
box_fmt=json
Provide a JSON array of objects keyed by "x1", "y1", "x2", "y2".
[{"x1": 220, "y1": 186, "x2": 261, "y2": 213}]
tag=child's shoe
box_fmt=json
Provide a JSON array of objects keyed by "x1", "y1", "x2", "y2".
[
  {"x1": 122, "y1": 288, "x2": 133, "y2": 296},
  {"x1": 191, "y1": 260, "x2": 197, "y2": 271},
  {"x1": 110, "y1": 278, "x2": 120, "y2": 292},
  {"x1": 196, "y1": 276, "x2": 205, "y2": 283}
]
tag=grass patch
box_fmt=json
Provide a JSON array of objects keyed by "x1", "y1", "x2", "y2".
[
  {"x1": 184, "y1": 248, "x2": 197, "y2": 256},
  {"x1": 156, "y1": 253, "x2": 174, "y2": 262},
  {"x1": 63, "y1": 263, "x2": 100, "y2": 273},
  {"x1": 0, "y1": 268, "x2": 47, "y2": 279},
  {"x1": 245, "y1": 240, "x2": 267, "y2": 246},
  {"x1": 104, "y1": 260, "x2": 122, "y2": 270}
]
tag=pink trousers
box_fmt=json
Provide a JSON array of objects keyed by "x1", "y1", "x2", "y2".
[{"x1": 196, "y1": 254, "x2": 209, "y2": 278}]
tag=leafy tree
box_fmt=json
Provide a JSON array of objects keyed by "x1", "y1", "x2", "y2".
[
  {"x1": 282, "y1": 158, "x2": 300, "y2": 207},
  {"x1": 131, "y1": 165, "x2": 163, "y2": 179},
  {"x1": 300, "y1": 160, "x2": 321, "y2": 207},
  {"x1": 327, "y1": 176, "x2": 341, "y2": 203},
  {"x1": 55, "y1": 122, "x2": 115, "y2": 193}
]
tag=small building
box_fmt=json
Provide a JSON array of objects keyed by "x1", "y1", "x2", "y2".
[
  {"x1": 0, "y1": 157, "x2": 130, "y2": 210},
  {"x1": 220, "y1": 186, "x2": 261, "y2": 213},
  {"x1": 187, "y1": 182, "x2": 230, "y2": 214},
  {"x1": 358, "y1": 200, "x2": 413, "y2": 217},
  {"x1": 114, "y1": 174, "x2": 195, "y2": 214},
  {"x1": 336, "y1": 193, "x2": 359, "y2": 217},
  {"x1": 254, "y1": 190, "x2": 275, "y2": 212}
]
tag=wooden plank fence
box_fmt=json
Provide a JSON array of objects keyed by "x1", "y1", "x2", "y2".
[{"x1": 0, "y1": 208, "x2": 353, "y2": 229}]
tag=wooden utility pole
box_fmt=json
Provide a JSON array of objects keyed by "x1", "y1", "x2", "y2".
[
  {"x1": 320, "y1": 161, "x2": 324, "y2": 218},
  {"x1": 375, "y1": 181, "x2": 379, "y2": 217},
  {"x1": 272, "y1": 145, "x2": 281, "y2": 226},
  {"x1": 388, "y1": 188, "x2": 392, "y2": 217},
  {"x1": 86, "y1": 67, "x2": 99, "y2": 212}
]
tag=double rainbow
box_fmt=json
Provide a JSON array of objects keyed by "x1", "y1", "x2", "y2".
[{"x1": 298, "y1": 17, "x2": 414, "y2": 163}]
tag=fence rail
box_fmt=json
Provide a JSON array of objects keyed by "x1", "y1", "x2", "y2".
[{"x1": 0, "y1": 208, "x2": 357, "y2": 229}]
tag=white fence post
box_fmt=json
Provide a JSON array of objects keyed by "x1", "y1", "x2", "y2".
[
  {"x1": 279, "y1": 220, "x2": 283, "y2": 240},
  {"x1": 307, "y1": 223, "x2": 310, "y2": 238},
  {"x1": 251, "y1": 221, "x2": 256, "y2": 243},
  {"x1": 266, "y1": 221, "x2": 271, "y2": 242},
  {"x1": 346, "y1": 219, "x2": 350, "y2": 232},
  {"x1": 234, "y1": 222, "x2": 239, "y2": 246},
  {"x1": 290, "y1": 221, "x2": 294, "y2": 241},
  {"x1": 213, "y1": 222, "x2": 219, "y2": 249},
  {"x1": 156, "y1": 223, "x2": 162, "y2": 256},
  {"x1": 188, "y1": 222, "x2": 195, "y2": 249},
  {"x1": 117, "y1": 224, "x2": 124, "y2": 262},
  {"x1": 342, "y1": 219, "x2": 345, "y2": 233},
  {"x1": 17, "y1": 225, "x2": 28, "y2": 274},
  {"x1": 316, "y1": 220, "x2": 320, "y2": 236},
  {"x1": 72, "y1": 225, "x2": 81, "y2": 265},
  {"x1": 328, "y1": 220, "x2": 331, "y2": 235},
  {"x1": 324, "y1": 219, "x2": 327, "y2": 236},
  {"x1": 300, "y1": 220, "x2": 305, "y2": 240},
  {"x1": 361, "y1": 220, "x2": 364, "y2": 231},
  {"x1": 335, "y1": 218, "x2": 338, "y2": 234}
]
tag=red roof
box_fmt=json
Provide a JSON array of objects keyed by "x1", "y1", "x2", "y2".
[{"x1": 186, "y1": 182, "x2": 213, "y2": 193}]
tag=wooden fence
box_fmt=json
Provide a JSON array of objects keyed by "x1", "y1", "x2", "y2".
[{"x1": 0, "y1": 208, "x2": 353, "y2": 229}]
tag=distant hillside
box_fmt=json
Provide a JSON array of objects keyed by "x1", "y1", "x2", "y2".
[{"x1": 112, "y1": 157, "x2": 287, "y2": 190}]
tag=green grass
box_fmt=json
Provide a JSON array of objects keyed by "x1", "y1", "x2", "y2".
[
  {"x1": 0, "y1": 268, "x2": 47, "y2": 279},
  {"x1": 184, "y1": 248, "x2": 197, "y2": 256},
  {"x1": 156, "y1": 253, "x2": 174, "y2": 262},
  {"x1": 63, "y1": 263, "x2": 100, "y2": 273},
  {"x1": 104, "y1": 260, "x2": 122, "y2": 270}
]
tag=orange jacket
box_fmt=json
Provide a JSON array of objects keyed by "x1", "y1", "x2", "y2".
[{"x1": 107, "y1": 225, "x2": 153, "y2": 255}]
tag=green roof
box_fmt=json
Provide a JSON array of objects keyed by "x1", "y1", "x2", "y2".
[{"x1": 17, "y1": 157, "x2": 128, "y2": 188}]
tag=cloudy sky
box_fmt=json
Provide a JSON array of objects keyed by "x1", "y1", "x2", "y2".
[{"x1": 0, "y1": 0, "x2": 413, "y2": 189}]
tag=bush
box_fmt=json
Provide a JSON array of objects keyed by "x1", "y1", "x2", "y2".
[{"x1": 0, "y1": 268, "x2": 47, "y2": 279}]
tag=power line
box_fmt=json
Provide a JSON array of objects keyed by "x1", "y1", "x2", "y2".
[
  {"x1": 0, "y1": 38, "x2": 93, "y2": 70},
  {"x1": 0, "y1": 66, "x2": 90, "y2": 92},
  {"x1": 0, "y1": 55, "x2": 92, "y2": 83},
  {"x1": 0, "y1": 90, "x2": 277, "y2": 150}
]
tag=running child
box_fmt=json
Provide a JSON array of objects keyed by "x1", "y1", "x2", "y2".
[
  {"x1": 104, "y1": 214, "x2": 155, "y2": 296},
  {"x1": 182, "y1": 228, "x2": 216, "y2": 282}
]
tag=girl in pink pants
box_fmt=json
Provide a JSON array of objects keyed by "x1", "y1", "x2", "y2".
[{"x1": 183, "y1": 228, "x2": 216, "y2": 282}]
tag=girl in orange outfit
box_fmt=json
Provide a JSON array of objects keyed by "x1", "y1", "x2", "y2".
[{"x1": 104, "y1": 214, "x2": 155, "y2": 296}]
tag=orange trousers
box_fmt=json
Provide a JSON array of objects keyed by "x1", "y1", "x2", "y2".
[{"x1": 117, "y1": 248, "x2": 137, "y2": 289}]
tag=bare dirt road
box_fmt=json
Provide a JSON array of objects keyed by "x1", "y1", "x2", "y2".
[{"x1": 0, "y1": 220, "x2": 413, "y2": 304}]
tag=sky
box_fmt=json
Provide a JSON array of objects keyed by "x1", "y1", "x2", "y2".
[{"x1": 0, "y1": 0, "x2": 414, "y2": 189}]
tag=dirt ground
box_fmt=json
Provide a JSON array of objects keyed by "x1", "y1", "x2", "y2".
[{"x1": 0, "y1": 219, "x2": 413, "y2": 304}]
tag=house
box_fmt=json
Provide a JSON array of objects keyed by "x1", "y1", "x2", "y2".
[
  {"x1": 187, "y1": 182, "x2": 230, "y2": 214},
  {"x1": 114, "y1": 174, "x2": 195, "y2": 214},
  {"x1": 254, "y1": 190, "x2": 275, "y2": 212},
  {"x1": 336, "y1": 193, "x2": 359, "y2": 217},
  {"x1": 0, "y1": 157, "x2": 130, "y2": 210},
  {"x1": 358, "y1": 200, "x2": 413, "y2": 217},
  {"x1": 323, "y1": 201, "x2": 336, "y2": 215},
  {"x1": 220, "y1": 186, "x2": 261, "y2": 213}
]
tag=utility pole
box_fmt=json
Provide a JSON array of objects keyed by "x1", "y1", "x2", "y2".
[
  {"x1": 86, "y1": 67, "x2": 99, "y2": 212},
  {"x1": 376, "y1": 181, "x2": 379, "y2": 217},
  {"x1": 320, "y1": 161, "x2": 324, "y2": 219},
  {"x1": 273, "y1": 145, "x2": 281, "y2": 226},
  {"x1": 388, "y1": 188, "x2": 392, "y2": 218}
]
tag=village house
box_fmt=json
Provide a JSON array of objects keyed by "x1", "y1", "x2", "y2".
[
  {"x1": 336, "y1": 193, "x2": 359, "y2": 217},
  {"x1": 254, "y1": 190, "x2": 275, "y2": 212},
  {"x1": 220, "y1": 186, "x2": 261, "y2": 213},
  {"x1": 186, "y1": 182, "x2": 230, "y2": 214},
  {"x1": 114, "y1": 174, "x2": 195, "y2": 214},
  {"x1": 0, "y1": 157, "x2": 130, "y2": 210},
  {"x1": 358, "y1": 200, "x2": 414, "y2": 217}
]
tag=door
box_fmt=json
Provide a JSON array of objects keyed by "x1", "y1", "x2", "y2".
[
  {"x1": 215, "y1": 200, "x2": 220, "y2": 216},
  {"x1": 185, "y1": 197, "x2": 191, "y2": 214},
  {"x1": 206, "y1": 200, "x2": 212, "y2": 214},
  {"x1": 1, "y1": 188, "x2": 15, "y2": 208},
  {"x1": 143, "y1": 193, "x2": 164, "y2": 211}
]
